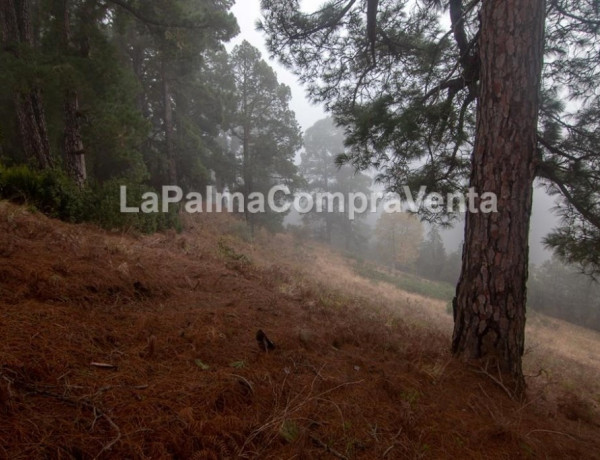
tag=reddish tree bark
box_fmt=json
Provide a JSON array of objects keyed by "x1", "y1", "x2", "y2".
[
  {"x1": 0, "y1": 0, "x2": 53, "y2": 169},
  {"x1": 61, "y1": 0, "x2": 86, "y2": 187},
  {"x1": 452, "y1": 0, "x2": 546, "y2": 395},
  {"x1": 63, "y1": 89, "x2": 86, "y2": 187}
]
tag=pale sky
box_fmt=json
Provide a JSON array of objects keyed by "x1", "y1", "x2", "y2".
[{"x1": 229, "y1": 0, "x2": 327, "y2": 131}]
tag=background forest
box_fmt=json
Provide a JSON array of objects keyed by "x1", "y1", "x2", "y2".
[{"x1": 1, "y1": 1, "x2": 599, "y2": 332}]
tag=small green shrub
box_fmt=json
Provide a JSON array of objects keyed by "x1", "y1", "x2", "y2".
[
  {"x1": 279, "y1": 420, "x2": 300, "y2": 443},
  {"x1": 0, "y1": 164, "x2": 181, "y2": 233},
  {"x1": 217, "y1": 237, "x2": 251, "y2": 265},
  {"x1": 0, "y1": 164, "x2": 86, "y2": 221}
]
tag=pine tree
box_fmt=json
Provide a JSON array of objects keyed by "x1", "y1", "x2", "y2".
[
  {"x1": 52, "y1": 0, "x2": 87, "y2": 187},
  {"x1": 0, "y1": 0, "x2": 151, "y2": 184},
  {"x1": 108, "y1": 0, "x2": 238, "y2": 187},
  {"x1": 228, "y1": 41, "x2": 302, "y2": 232},
  {"x1": 416, "y1": 227, "x2": 447, "y2": 280},
  {"x1": 258, "y1": 0, "x2": 600, "y2": 391},
  {"x1": 451, "y1": 0, "x2": 544, "y2": 393},
  {"x1": 300, "y1": 117, "x2": 371, "y2": 249},
  {"x1": 43, "y1": 0, "x2": 150, "y2": 184}
]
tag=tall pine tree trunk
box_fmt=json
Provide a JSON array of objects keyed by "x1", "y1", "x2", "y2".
[
  {"x1": 452, "y1": 0, "x2": 546, "y2": 395},
  {"x1": 241, "y1": 68, "x2": 254, "y2": 235},
  {"x1": 61, "y1": 0, "x2": 86, "y2": 187},
  {"x1": 14, "y1": 90, "x2": 53, "y2": 170},
  {"x1": 0, "y1": 0, "x2": 53, "y2": 169},
  {"x1": 63, "y1": 90, "x2": 86, "y2": 187},
  {"x1": 242, "y1": 122, "x2": 255, "y2": 235},
  {"x1": 161, "y1": 61, "x2": 177, "y2": 185}
]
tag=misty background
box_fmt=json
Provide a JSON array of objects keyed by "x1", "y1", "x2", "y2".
[{"x1": 230, "y1": 0, "x2": 560, "y2": 265}]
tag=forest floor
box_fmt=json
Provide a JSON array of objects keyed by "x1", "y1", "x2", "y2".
[{"x1": 1, "y1": 200, "x2": 600, "y2": 459}]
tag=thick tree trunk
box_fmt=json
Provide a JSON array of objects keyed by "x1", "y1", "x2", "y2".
[
  {"x1": 452, "y1": 0, "x2": 546, "y2": 395},
  {"x1": 1, "y1": 0, "x2": 53, "y2": 169},
  {"x1": 14, "y1": 90, "x2": 53, "y2": 169}
]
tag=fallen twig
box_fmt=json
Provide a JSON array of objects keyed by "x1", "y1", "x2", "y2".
[
  {"x1": 525, "y1": 429, "x2": 576, "y2": 440},
  {"x1": 473, "y1": 361, "x2": 515, "y2": 401},
  {"x1": 11, "y1": 380, "x2": 123, "y2": 459},
  {"x1": 93, "y1": 411, "x2": 122, "y2": 460},
  {"x1": 90, "y1": 362, "x2": 118, "y2": 370},
  {"x1": 97, "y1": 384, "x2": 149, "y2": 394},
  {"x1": 382, "y1": 427, "x2": 403, "y2": 458},
  {"x1": 310, "y1": 434, "x2": 348, "y2": 460}
]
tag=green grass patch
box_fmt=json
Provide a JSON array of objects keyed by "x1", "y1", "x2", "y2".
[{"x1": 354, "y1": 262, "x2": 455, "y2": 301}]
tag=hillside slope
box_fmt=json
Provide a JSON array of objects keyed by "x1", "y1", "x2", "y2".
[{"x1": 1, "y1": 201, "x2": 599, "y2": 459}]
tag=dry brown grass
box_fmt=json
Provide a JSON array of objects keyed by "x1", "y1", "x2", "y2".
[{"x1": 0, "y1": 202, "x2": 599, "y2": 459}]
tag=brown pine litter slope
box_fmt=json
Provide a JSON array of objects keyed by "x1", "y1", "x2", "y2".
[{"x1": 0, "y1": 201, "x2": 599, "y2": 459}]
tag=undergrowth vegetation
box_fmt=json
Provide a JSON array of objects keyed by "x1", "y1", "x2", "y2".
[{"x1": 0, "y1": 164, "x2": 180, "y2": 232}]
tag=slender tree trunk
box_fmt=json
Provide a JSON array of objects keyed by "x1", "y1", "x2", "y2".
[
  {"x1": 127, "y1": 40, "x2": 149, "y2": 118},
  {"x1": 1, "y1": 0, "x2": 53, "y2": 169},
  {"x1": 242, "y1": 122, "x2": 255, "y2": 235},
  {"x1": 63, "y1": 90, "x2": 86, "y2": 187},
  {"x1": 241, "y1": 64, "x2": 254, "y2": 235},
  {"x1": 452, "y1": 0, "x2": 546, "y2": 395},
  {"x1": 324, "y1": 176, "x2": 332, "y2": 244},
  {"x1": 61, "y1": 0, "x2": 86, "y2": 187},
  {"x1": 161, "y1": 61, "x2": 177, "y2": 185}
]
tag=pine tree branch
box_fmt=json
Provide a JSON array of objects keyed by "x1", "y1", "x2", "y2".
[
  {"x1": 537, "y1": 134, "x2": 598, "y2": 164},
  {"x1": 287, "y1": 0, "x2": 357, "y2": 39},
  {"x1": 537, "y1": 134, "x2": 580, "y2": 162},
  {"x1": 423, "y1": 0, "x2": 481, "y2": 103},
  {"x1": 422, "y1": 77, "x2": 468, "y2": 101},
  {"x1": 351, "y1": 63, "x2": 375, "y2": 107},
  {"x1": 433, "y1": 0, "x2": 480, "y2": 49},
  {"x1": 366, "y1": 0, "x2": 378, "y2": 63},
  {"x1": 551, "y1": 0, "x2": 600, "y2": 27},
  {"x1": 449, "y1": 0, "x2": 480, "y2": 81},
  {"x1": 104, "y1": 0, "x2": 213, "y2": 30},
  {"x1": 449, "y1": 0, "x2": 470, "y2": 57},
  {"x1": 537, "y1": 162, "x2": 600, "y2": 231}
]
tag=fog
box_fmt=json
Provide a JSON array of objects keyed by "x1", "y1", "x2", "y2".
[
  {"x1": 229, "y1": 0, "x2": 327, "y2": 131},
  {"x1": 438, "y1": 185, "x2": 560, "y2": 264},
  {"x1": 1, "y1": 2, "x2": 599, "y2": 455},
  {"x1": 231, "y1": 0, "x2": 560, "y2": 264}
]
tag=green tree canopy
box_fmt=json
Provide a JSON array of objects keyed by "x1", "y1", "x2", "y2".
[{"x1": 227, "y1": 41, "x2": 303, "y2": 232}]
